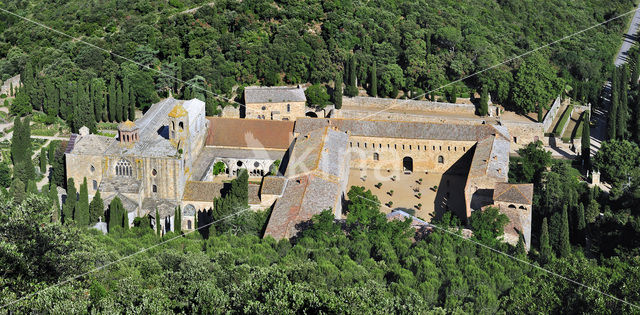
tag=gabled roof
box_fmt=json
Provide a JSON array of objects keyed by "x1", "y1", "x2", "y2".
[
  {"x1": 493, "y1": 183, "x2": 534, "y2": 205},
  {"x1": 102, "y1": 193, "x2": 139, "y2": 213},
  {"x1": 206, "y1": 118, "x2": 295, "y2": 150},
  {"x1": 244, "y1": 86, "x2": 306, "y2": 104}
]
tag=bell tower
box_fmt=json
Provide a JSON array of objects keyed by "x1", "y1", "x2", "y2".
[{"x1": 168, "y1": 103, "x2": 188, "y2": 152}]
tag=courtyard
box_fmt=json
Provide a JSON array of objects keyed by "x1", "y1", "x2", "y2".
[{"x1": 346, "y1": 168, "x2": 467, "y2": 222}]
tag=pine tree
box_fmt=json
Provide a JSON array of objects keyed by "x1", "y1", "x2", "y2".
[
  {"x1": 559, "y1": 205, "x2": 571, "y2": 257},
  {"x1": 155, "y1": 208, "x2": 161, "y2": 235},
  {"x1": 581, "y1": 112, "x2": 591, "y2": 168},
  {"x1": 39, "y1": 147, "x2": 47, "y2": 173},
  {"x1": 75, "y1": 178, "x2": 90, "y2": 226},
  {"x1": 540, "y1": 217, "x2": 552, "y2": 263},
  {"x1": 370, "y1": 63, "x2": 377, "y2": 97},
  {"x1": 175, "y1": 206, "x2": 182, "y2": 234},
  {"x1": 10, "y1": 178, "x2": 25, "y2": 204},
  {"x1": 334, "y1": 74, "x2": 343, "y2": 109},
  {"x1": 63, "y1": 178, "x2": 77, "y2": 224},
  {"x1": 89, "y1": 189, "x2": 104, "y2": 224}
]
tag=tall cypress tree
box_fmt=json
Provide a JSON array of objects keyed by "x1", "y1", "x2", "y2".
[
  {"x1": 576, "y1": 203, "x2": 586, "y2": 244},
  {"x1": 155, "y1": 208, "x2": 161, "y2": 235},
  {"x1": 231, "y1": 169, "x2": 249, "y2": 206},
  {"x1": 10, "y1": 179, "x2": 25, "y2": 204},
  {"x1": 540, "y1": 217, "x2": 552, "y2": 264},
  {"x1": 10, "y1": 117, "x2": 24, "y2": 166},
  {"x1": 91, "y1": 78, "x2": 105, "y2": 122},
  {"x1": 175, "y1": 206, "x2": 182, "y2": 234},
  {"x1": 75, "y1": 178, "x2": 90, "y2": 226},
  {"x1": 116, "y1": 81, "x2": 123, "y2": 122},
  {"x1": 129, "y1": 86, "x2": 136, "y2": 121},
  {"x1": 349, "y1": 54, "x2": 356, "y2": 88},
  {"x1": 44, "y1": 78, "x2": 59, "y2": 117},
  {"x1": 370, "y1": 63, "x2": 377, "y2": 97},
  {"x1": 63, "y1": 178, "x2": 77, "y2": 225},
  {"x1": 108, "y1": 197, "x2": 124, "y2": 232},
  {"x1": 49, "y1": 184, "x2": 60, "y2": 222},
  {"x1": 122, "y1": 78, "x2": 130, "y2": 119},
  {"x1": 479, "y1": 86, "x2": 489, "y2": 116},
  {"x1": 582, "y1": 112, "x2": 591, "y2": 168},
  {"x1": 26, "y1": 180, "x2": 37, "y2": 195},
  {"x1": 108, "y1": 75, "x2": 116, "y2": 122},
  {"x1": 334, "y1": 74, "x2": 343, "y2": 109},
  {"x1": 559, "y1": 205, "x2": 571, "y2": 257},
  {"x1": 39, "y1": 147, "x2": 47, "y2": 173},
  {"x1": 609, "y1": 86, "x2": 618, "y2": 140},
  {"x1": 89, "y1": 189, "x2": 104, "y2": 224}
]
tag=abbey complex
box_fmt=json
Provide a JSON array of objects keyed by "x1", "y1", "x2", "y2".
[{"x1": 65, "y1": 86, "x2": 536, "y2": 248}]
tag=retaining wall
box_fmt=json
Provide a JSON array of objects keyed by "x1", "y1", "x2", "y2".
[{"x1": 343, "y1": 96, "x2": 476, "y2": 115}]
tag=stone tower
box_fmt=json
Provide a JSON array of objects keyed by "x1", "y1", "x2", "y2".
[
  {"x1": 168, "y1": 103, "x2": 188, "y2": 152},
  {"x1": 118, "y1": 120, "x2": 139, "y2": 147}
]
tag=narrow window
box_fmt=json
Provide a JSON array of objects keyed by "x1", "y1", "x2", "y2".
[
  {"x1": 92, "y1": 180, "x2": 97, "y2": 190},
  {"x1": 438, "y1": 156, "x2": 444, "y2": 164},
  {"x1": 153, "y1": 184, "x2": 157, "y2": 193},
  {"x1": 373, "y1": 153, "x2": 379, "y2": 161}
]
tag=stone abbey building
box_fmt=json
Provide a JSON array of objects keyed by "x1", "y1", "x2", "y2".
[{"x1": 66, "y1": 89, "x2": 534, "y2": 248}]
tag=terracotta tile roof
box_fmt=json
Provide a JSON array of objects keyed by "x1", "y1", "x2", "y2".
[
  {"x1": 206, "y1": 118, "x2": 295, "y2": 150},
  {"x1": 493, "y1": 183, "x2": 534, "y2": 205},
  {"x1": 244, "y1": 86, "x2": 306, "y2": 103},
  {"x1": 261, "y1": 176, "x2": 287, "y2": 196}
]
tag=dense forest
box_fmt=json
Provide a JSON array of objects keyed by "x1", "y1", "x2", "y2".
[{"x1": 0, "y1": 0, "x2": 636, "y2": 129}]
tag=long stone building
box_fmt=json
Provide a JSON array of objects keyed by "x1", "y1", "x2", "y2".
[{"x1": 66, "y1": 94, "x2": 533, "y2": 248}]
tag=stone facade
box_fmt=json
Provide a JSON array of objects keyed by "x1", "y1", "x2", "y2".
[{"x1": 244, "y1": 86, "x2": 306, "y2": 120}]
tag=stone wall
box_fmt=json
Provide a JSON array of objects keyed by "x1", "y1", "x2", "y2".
[
  {"x1": 342, "y1": 96, "x2": 476, "y2": 114},
  {"x1": 0, "y1": 74, "x2": 20, "y2": 96},
  {"x1": 502, "y1": 121, "x2": 545, "y2": 149},
  {"x1": 245, "y1": 101, "x2": 305, "y2": 120},
  {"x1": 347, "y1": 136, "x2": 476, "y2": 173},
  {"x1": 65, "y1": 153, "x2": 104, "y2": 194},
  {"x1": 541, "y1": 96, "x2": 562, "y2": 132}
]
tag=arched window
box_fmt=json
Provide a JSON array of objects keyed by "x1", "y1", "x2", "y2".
[
  {"x1": 187, "y1": 220, "x2": 192, "y2": 230},
  {"x1": 508, "y1": 204, "x2": 516, "y2": 209},
  {"x1": 438, "y1": 156, "x2": 444, "y2": 164},
  {"x1": 116, "y1": 159, "x2": 132, "y2": 176},
  {"x1": 287, "y1": 104, "x2": 291, "y2": 112},
  {"x1": 373, "y1": 152, "x2": 379, "y2": 161},
  {"x1": 178, "y1": 121, "x2": 184, "y2": 131},
  {"x1": 90, "y1": 165, "x2": 95, "y2": 173},
  {"x1": 519, "y1": 205, "x2": 527, "y2": 210},
  {"x1": 92, "y1": 180, "x2": 98, "y2": 190},
  {"x1": 152, "y1": 169, "x2": 157, "y2": 176}
]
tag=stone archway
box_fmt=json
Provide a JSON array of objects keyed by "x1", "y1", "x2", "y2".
[
  {"x1": 403, "y1": 156, "x2": 413, "y2": 174},
  {"x1": 305, "y1": 111, "x2": 318, "y2": 118}
]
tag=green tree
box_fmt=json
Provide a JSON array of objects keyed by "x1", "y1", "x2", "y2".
[
  {"x1": 576, "y1": 202, "x2": 586, "y2": 244},
  {"x1": 559, "y1": 205, "x2": 571, "y2": 257},
  {"x1": 582, "y1": 112, "x2": 591, "y2": 168},
  {"x1": 175, "y1": 206, "x2": 182, "y2": 234},
  {"x1": 10, "y1": 90, "x2": 31, "y2": 116},
  {"x1": 540, "y1": 217, "x2": 552, "y2": 264},
  {"x1": 586, "y1": 199, "x2": 600, "y2": 223},
  {"x1": 305, "y1": 84, "x2": 330, "y2": 109},
  {"x1": 470, "y1": 206, "x2": 509, "y2": 244},
  {"x1": 348, "y1": 54, "x2": 356, "y2": 88},
  {"x1": 26, "y1": 180, "x2": 37, "y2": 195},
  {"x1": 479, "y1": 86, "x2": 489, "y2": 116},
  {"x1": 155, "y1": 208, "x2": 161, "y2": 235},
  {"x1": 0, "y1": 162, "x2": 12, "y2": 187},
  {"x1": 370, "y1": 63, "x2": 377, "y2": 97},
  {"x1": 108, "y1": 196, "x2": 124, "y2": 232},
  {"x1": 334, "y1": 74, "x2": 343, "y2": 109},
  {"x1": 63, "y1": 178, "x2": 76, "y2": 225},
  {"x1": 75, "y1": 178, "x2": 90, "y2": 226},
  {"x1": 212, "y1": 161, "x2": 226, "y2": 176},
  {"x1": 510, "y1": 53, "x2": 563, "y2": 113},
  {"x1": 48, "y1": 184, "x2": 60, "y2": 222},
  {"x1": 10, "y1": 178, "x2": 25, "y2": 204},
  {"x1": 89, "y1": 189, "x2": 104, "y2": 224},
  {"x1": 230, "y1": 169, "x2": 249, "y2": 206},
  {"x1": 593, "y1": 140, "x2": 640, "y2": 187},
  {"x1": 108, "y1": 75, "x2": 116, "y2": 122},
  {"x1": 609, "y1": 87, "x2": 618, "y2": 140},
  {"x1": 39, "y1": 148, "x2": 47, "y2": 173}
]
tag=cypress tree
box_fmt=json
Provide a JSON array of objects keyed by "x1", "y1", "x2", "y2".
[
  {"x1": 10, "y1": 117, "x2": 24, "y2": 166},
  {"x1": 10, "y1": 178, "x2": 25, "y2": 204},
  {"x1": 537, "y1": 104, "x2": 543, "y2": 122},
  {"x1": 617, "y1": 65, "x2": 629, "y2": 139},
  {"x1": 451, "y1": 85, "x2": 457, "y2": 103},
  {"x1": 26, "y1": 180, "x2": 37, "y2": 195},
  {"x1": 609, "y1": 87, "x2": 618, "y2": 140},
  {"x1": 39, "y1": 148, "x2": 47, "y2": 173},
  {"x1": 91, "y1": 78, "x2": 105, "y2": 122},
  {"x1": 334, "y1": 74, "x2": 343, "y2": 109},
  {"x1": 540, "y1": 217, "x2": 552, "y2": 264},
  {"x1": 44, "y1": 78, "x2": 60, "y2": 117},
  {"x1": 89, "y1": 189, "x2": 104, "y2": 224},
  {"x1": 116, "y1": 81, "x2": 123, "y2": 122},
  {"x1": 108, "y1": 76, "x2": 116, "y2": 122},
  {"x1": 122, "y1": 78, "x2": 130, "y2": 119},
  {"x1": 175, "y1": 206, "x2": 182, "y2": 234},
  {"x1": 129, "y1": 86, "x2": 136, "y2": 121},
  {"x1": 479, "y1": 86, "x2": 489, "y2": 116},
  {"x1": 75, "y1": 178, "x2": 90, "y2": 226},
  {"x1": 9, "y1": 82, "x2": 13, "y2": 97},
  {"x1": 49, "y1": 184, "x2": 60, "y2": 222},
  {"x1": 370, "y1": 63, "x2": 377, "y2": 97},
  {"x1": 108, "y1": 197, "x2": 123, "y2": 232},
  {"x1": 515, "y1": 233, "x2": 527, "y2": 258},
  {"x1": 581, "y1": 112, "x2": 591, "y2": 168},
  {"x1": 155, "y1": 208, "x2": 161, "y2": 235},
  {"x1": 577, "y1": 203, "x2": 586, "y2": 243},
  {"x1": 205, "y1": 86, "x2": 216, "y2": 116},
  {"x1": 559, "y1": 205, "x2": 571, "y2": 257},
  {"x1": 349, "y1": 54, "x2": 356, "y2": 88},
  {"x1": 635, "y1": 90, "x2": 640, "y2": 144},
  {"x1": 231, "y1": 169, "x2": 249, "y2": 206},
  {"x1": 63, "y1": 178, "x2": 77, "y2": 224}
]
